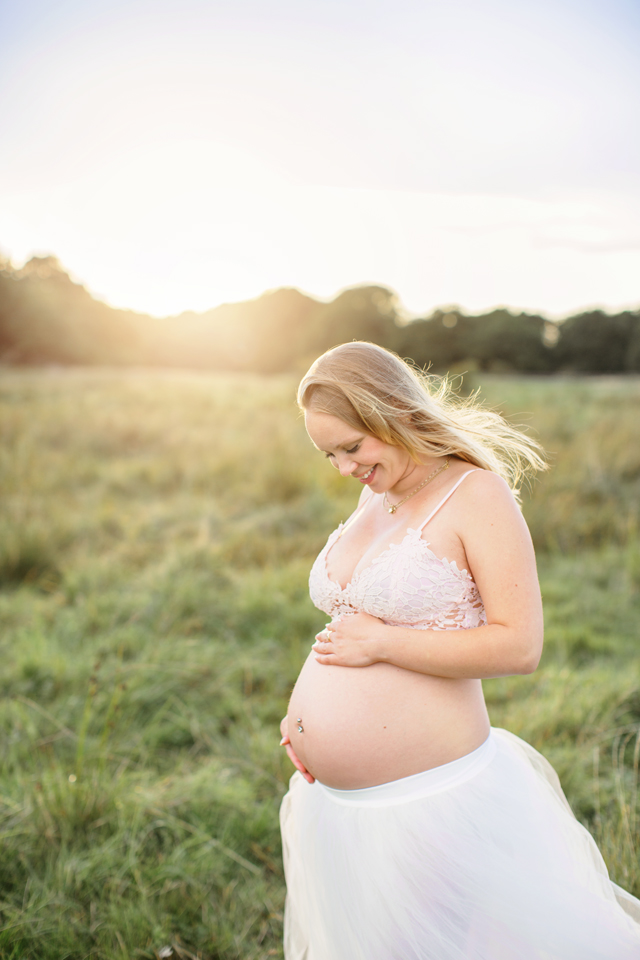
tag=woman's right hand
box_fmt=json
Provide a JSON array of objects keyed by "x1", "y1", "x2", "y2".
[{"x1": 280, "y1": 716, "x2": 315, "y2": 784}]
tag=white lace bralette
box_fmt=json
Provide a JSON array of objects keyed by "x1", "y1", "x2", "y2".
[{"x1": 308, "y1": 471, "x2": 487, "y2": 632}]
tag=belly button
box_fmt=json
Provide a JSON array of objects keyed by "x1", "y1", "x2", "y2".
[{"x1": 297, "y1": 718, "x2": 304, "y2": 733}]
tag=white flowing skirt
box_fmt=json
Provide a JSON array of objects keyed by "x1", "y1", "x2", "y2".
[{"x1": 280, "y1": 728, "x2": 640, "y2": 959}]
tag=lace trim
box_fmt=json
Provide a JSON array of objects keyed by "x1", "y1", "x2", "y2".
[
  {"x1": 309, "y1": 526, "x2": 487, "y2": 631},
  {"x1": 324, "y1": 526, "x2": 470, "y2": 593}
]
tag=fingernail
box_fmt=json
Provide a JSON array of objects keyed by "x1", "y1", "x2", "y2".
[{"x1": 279, "y1": 737, "x2": 286, "y2": 745}]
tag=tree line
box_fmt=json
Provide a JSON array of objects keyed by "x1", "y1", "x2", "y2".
[{"x1": 1, "y1": 255, "x2": 639, "y2": 374}]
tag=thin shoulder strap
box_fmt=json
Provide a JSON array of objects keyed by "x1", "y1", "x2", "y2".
[
  {"x1": 340, "y1": 486, "x2": 376, "y2": 535},
  {"x1": 419, "y1": 470, "x2": 477, "y2": 531}
]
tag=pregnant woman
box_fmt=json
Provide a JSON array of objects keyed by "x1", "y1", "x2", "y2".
[{"x1": 279, "y1": 341, "x2": 640, "y2": 960}]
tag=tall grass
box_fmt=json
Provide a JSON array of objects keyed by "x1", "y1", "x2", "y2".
[
  {"x1": 0, "y1": 367, "x2": 639, "y2": 958},
  {"x1": 472, "y1": 375, "x2": 640, "y2": 550}
]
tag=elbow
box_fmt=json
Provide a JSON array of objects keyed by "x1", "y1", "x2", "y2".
[
  {"x1": 517, "y1": 636, "x2": 543, "y2": 675},
  {"x1": 487, "y1": 617, "x2": 543, "y2": 678},
  {"x1": 493, "y1": 623, "x2": 542, "y2": 676},
  {"x1": 519, "y1": 654, "x2": 540, "y2": 676}
]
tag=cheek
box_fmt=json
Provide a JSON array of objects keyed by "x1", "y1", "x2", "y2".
[{"x1": 367, "y1": 444, "x2": 386, "y2": 463}]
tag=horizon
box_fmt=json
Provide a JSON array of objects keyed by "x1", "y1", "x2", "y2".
[{"x1": 6, "y1": 249, "x2": 640, "y2": 324}]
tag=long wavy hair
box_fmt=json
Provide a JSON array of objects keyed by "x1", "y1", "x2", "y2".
[{"x1": 297, "y1": 342, "x2": 546, "y2": 498}]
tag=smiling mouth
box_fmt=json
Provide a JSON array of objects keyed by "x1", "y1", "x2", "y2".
[{"x1": 355, "y1": 465, "x2": 376, "y2": 482}]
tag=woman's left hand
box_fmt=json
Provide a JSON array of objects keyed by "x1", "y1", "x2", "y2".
[{"x1": 313, "y1": 613, "x2": 385, "y2": 667}]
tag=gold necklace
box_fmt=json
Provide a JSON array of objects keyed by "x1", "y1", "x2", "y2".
[{"x1": 382, "y1": 459, "x2": 450, "y2": 514}]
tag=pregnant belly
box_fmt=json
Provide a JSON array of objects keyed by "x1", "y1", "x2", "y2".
[{"x1": 287, "y1": 652, "x2": 490, "y2": 789}]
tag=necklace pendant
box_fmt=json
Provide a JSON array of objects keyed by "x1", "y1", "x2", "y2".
[{"x1": 388, "y1": 505, "x2": 396, "y2": 514}]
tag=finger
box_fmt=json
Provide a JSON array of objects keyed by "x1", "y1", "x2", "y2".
[
  {"x1": 279, "y1": 735, "x2": 290, "y2": 746},
  {"x1": 315, "y1": 642, "x2": 344, "y2": 661},
  {"x1": 312, "y1": 641, "x2": 335, "y2": 655},
  {"x1": 285, "y1": 745, "x2": 315, "y2": 782},
  {"x1": 314, "y1": 653, "x2": 336, "y2": 664},
  {"x1": 284, "y1": 744, "x2": 302, "y2": 768}
]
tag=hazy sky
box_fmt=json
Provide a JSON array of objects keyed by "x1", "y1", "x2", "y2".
[{"x1": 1, "y1": 0, "x2": 640, "y2": 317}]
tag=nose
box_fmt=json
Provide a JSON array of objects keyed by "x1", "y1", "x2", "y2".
[{"x1": 334, "y1": 454, "x2": 358, "y2": 477}]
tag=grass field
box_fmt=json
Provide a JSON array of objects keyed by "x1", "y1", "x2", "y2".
[{"x1": 1, "y1": 367, "x2": 640, "y2": 959}]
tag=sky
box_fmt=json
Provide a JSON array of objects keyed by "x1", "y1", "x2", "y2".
[{"x1": 1, "y1": 0, "x2": 640, "y2": 318}]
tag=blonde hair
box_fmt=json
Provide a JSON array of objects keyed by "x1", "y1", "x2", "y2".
[{"x1": 297, "y1": 342, "x2": 546, "y2": 498}]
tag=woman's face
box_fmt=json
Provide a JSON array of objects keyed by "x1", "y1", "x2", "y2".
[{"x1": 304, "y1": 409, "x2": 415, "y2": 493}]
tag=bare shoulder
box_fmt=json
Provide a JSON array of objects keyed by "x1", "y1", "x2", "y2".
[
  {"x1": 457, "y1": 470, "x2": 530, "y2": 549},
  {"x1": 453, "y1": 469, "x2": 529, "y2": 538},
  {"x1": 456, "y1": 468, "x2": 518, "y2": 507}
]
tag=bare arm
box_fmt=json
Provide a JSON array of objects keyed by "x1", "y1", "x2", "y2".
[{"x1": 312, "y1": 472, "x2": 543, "y2": 680}]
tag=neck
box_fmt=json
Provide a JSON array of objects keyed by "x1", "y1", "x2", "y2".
[
  {"x1": 382, "y1": 458, "x2": 450, "y2": 515},
  {"x1": 388, "y1": 457, "x2": 446, "y2": 499}
]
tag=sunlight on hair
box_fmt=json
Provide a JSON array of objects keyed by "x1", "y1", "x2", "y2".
[{"x1": 298, "y1": 342, "x2": 547, "y2": 499}]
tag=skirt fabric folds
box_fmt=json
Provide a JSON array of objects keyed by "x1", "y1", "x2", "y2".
[{"x1": 280, "y1": 728, "x2": 640, "y2": 960}]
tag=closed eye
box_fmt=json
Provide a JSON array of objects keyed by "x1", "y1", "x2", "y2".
[{"x1": 325, "y1": 443, "x2": 360, "y2": 459}]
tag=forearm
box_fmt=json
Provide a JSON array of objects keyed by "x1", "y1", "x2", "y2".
[{"x1": 369, "y1": 621, "x2": 542, "y2": 680}]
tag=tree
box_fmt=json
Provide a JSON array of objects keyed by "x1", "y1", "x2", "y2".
[{"x1": 554, "y1": 311, "x2": 640, "y2": 373}]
